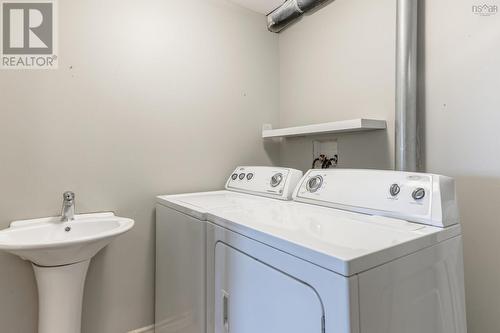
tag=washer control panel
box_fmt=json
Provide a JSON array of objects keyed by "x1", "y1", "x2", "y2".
[
  {"x1": 226, "y1": 166, "x2": 303, "y2": 200},
  {"x1": 293, "y1": 169, "x2": 459, "y2": 227}
]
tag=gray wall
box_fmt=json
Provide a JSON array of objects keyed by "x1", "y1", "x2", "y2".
[
  {"x1": 0, "y1": 0, "x2": 279, "y2": 332},
  {"x1": 277, "y1": 0, "x2": 500, "y2": 331}
]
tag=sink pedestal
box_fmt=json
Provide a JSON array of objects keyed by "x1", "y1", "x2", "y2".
[{"x1": 33, "y1": 260, "x2": 91, "y2": 333}]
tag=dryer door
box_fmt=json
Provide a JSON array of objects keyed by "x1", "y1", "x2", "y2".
[{"x1": 215, "y1": 242, "x2": 324, "y2": 333}]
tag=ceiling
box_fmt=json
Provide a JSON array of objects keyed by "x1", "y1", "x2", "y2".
[{"x1": 229, "y1": 0, "x2": 285, "y2": 15}]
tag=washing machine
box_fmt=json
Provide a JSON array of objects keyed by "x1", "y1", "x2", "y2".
[
  {"x1": 155, "y1": 166, "x2": 303, "y2": 333},
  {"x1": 206, "y1": 169, "x2": 467, "y2": 333}
]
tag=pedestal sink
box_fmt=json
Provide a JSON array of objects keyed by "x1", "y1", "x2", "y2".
[{"x1": 0, "y1": 212, "x2": 134, "y2": 333}]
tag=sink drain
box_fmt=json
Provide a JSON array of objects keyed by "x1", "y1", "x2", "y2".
[{"x1": 65, "y1": 226, "x2": 71, "y2": 232}]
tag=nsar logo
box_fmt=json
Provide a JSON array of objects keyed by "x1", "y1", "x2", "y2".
[{"x1": 472, "y1": 3, "x2": 498, "y2": 16}]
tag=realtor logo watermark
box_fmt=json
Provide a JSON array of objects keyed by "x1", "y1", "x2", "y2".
[
  {"x1": 1, "y1": 0, "x2": 57, "y2": 69},
  {"x1": 472, "y1": 3, "x2": 498, "y2": 16}
]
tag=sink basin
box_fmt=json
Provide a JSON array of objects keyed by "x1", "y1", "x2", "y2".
[
  {"x1": 0, "y1": 212, "x2": 134, "y2": 266},
  {"x1": 0, "y1": 212, "x2": 134, "y2": 333}
]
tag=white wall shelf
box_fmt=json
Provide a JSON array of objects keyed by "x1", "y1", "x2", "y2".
[{"x1": 262, "y1": 119, "x2": 387, "y2": 139}]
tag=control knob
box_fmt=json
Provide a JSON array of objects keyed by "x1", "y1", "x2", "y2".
[
  {"x1": 306, "y1": 176, "x2": 323, "y2": 193},
  {"x1": 270, "y1": 173, "x2": 283, "y2": 187},
  {"x1": 389, "y1": 184, "x2": 401, "y2": 197},
  {"x1": 412, "y1": 188, "x2": 426, "y2": 200}
]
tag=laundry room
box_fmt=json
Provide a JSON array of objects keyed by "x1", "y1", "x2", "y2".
[{"x1": 0, "y1": 0, "x2": 498, "y2": 332}]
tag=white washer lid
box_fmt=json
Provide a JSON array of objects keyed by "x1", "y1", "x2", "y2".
[
  {"x1": 157, "y1": 191, "x2": 273, "y2": 220},
  {"x1": 207, "y1": 200, "x2": 461, "y2": 276},
  {"x1": 156, "y1": 166, "x2": 303, "y2": 219}
]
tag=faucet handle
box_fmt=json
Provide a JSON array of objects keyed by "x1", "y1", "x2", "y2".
[{"x1": 63, "y1": 191, "x2": 75, "y2": 202}]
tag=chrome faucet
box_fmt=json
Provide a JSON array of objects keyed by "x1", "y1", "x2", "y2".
[{"x1": 61, "y1": 191, "x2": 75, "y2": 222}]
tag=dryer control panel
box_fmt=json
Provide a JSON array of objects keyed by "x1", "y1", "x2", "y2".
[
  {"x1": 226, "y1": 166, "x2": 303, "y2": 200},
  {"x1": 293, "y1": 169, "x2": 459, "y2": 227}
]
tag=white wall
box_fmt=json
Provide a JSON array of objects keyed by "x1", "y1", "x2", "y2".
[
  {"x1": 277, "y1": 0, "x2": 500, "y2": 331},
  {"x1": 278, "y1": 0, "x2": 396, "y2": 171},
  {"x1": 423, "y1": 0, "x2": 500, "y2": 331},
  {"x1": 0, "y1": 0, "x2": 279, "y2": 332}
]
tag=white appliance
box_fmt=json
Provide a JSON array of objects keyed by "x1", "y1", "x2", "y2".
[
  {"x1": 206, "y1": 169, "x2": 467, "y2": 333},
  {"x1": 155, "y1": 166, "x2": 303, "y2": 333}
]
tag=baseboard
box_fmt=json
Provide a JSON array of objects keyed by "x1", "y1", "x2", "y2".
[
  {"x1": 152, "y1": 312, "x2": 193, "y2": 333},
  {"x1": 127, "y1": 324, "x2": 154, "y2": 333}
]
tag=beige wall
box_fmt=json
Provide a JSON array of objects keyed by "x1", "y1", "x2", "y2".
[
  {"x1": 0, "y1": 0, "x2": 279, "y2": 332},
  {"x1": 278, "y1": 0, "x2": 396, "y2": 171},
  {"x1": 277, "y1": 0, "x2": 500, "y2": 332},
  {"x1": 423, "y1": 0, "x2": 500, "y2": 331}
]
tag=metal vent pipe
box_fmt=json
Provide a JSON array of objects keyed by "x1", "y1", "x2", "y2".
[
  {"x1": 267, "y1": 0, "x2": 329, "y2": 33},
  {"x1": 395, "y1": 0, "x2": 419, "y2": 171}
]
